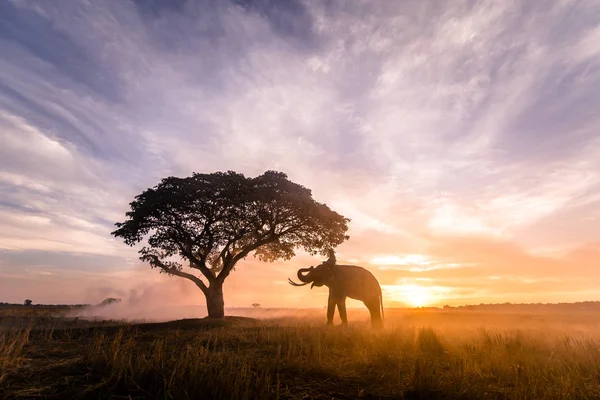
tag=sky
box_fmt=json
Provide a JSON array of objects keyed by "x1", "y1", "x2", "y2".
[{"x1": 1, "y1": 0, "x2": 599, "y2": 310}]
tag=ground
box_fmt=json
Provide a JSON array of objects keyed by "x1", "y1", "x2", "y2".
[{"x1": 2, "y1": 306, "x2": 600, "y2": 399}]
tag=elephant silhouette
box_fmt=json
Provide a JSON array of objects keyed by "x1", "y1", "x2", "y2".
[{"x1": 289, "y1": 250, "x2": 384, "y2": 328}]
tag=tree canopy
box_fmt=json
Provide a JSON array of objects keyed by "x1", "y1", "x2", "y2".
[{"x1": 112, "y1": 170, "x2": 350, "y2": 317}]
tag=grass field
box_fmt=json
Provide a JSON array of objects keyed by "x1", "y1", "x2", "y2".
[{"x1": 2, "y1": 306, "x2": 600, "y2": 399}]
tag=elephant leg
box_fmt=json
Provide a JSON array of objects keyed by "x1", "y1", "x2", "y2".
[
  {"x1": 337, "y1": 297, "x2": 348, "y2": 325},
  {"x1": 326, "y1": 293, "x2": 337, "y2": 325},
  {"x1": 365, "y1": 297, "x2": 383, "y2": 329}
]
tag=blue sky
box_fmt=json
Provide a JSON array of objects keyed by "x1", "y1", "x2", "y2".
[{"x1": 1, "y1": 0, "x2": 599, "y2": 307}]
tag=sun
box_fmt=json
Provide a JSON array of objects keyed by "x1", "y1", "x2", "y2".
[
  {"x1": 385, "y1": 284, "x2": 433, "y2": 307},
  {"x1": 402, "y1": 284, "x2": 431, "y2": 307}
]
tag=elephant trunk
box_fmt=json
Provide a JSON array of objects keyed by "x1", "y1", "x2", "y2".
[
  {"x1": 288, "y1": 267, "x2": 312, "y2": 287},
  {"x1": 297, "y1": 267, "x2": 312, "y2": 282}
]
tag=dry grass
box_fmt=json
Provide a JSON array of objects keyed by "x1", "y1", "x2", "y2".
[{"x1": 2, "y1": 309, "x2": 600, "y2": 399}]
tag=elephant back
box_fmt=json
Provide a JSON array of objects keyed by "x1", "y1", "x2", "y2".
[{"x1": 333, "y1": 264, "x2": 382, "y2": 300}]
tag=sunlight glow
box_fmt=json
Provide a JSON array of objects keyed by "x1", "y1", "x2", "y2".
[
  {"x1": 383, "y1": 283, "x2": 452, "y2": 307},
  {"x1": 384, "y1": 284, "x2": 431, "y2": 307}
]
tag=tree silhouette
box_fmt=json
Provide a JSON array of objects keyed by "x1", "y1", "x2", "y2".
[
  {"x1": 251, "y1": 303, "x2": 261, "y2": 309},
  {"x1": 24, "y1": 299, "x2": 32, "y2": 306},
  {"x1": 99, "y1": 298, "x2": 121, "y2": 306},
  {"x1": 112, "y1": 170, "x2": 349, "y2": 318}
]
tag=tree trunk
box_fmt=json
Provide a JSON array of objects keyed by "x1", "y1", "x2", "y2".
[{"x1": 205, "y1": 283, "x2": 225, "y2": 318}]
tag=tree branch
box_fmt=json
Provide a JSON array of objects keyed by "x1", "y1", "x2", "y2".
[
  {"x1": 277, "y1": 223, "x2": 304, "y2": 237},
  {"x1": 216, "y1": 234, "x2": 278, "y2": 283},
  {"x1": 176, "y1": 242, "x2": 215, "y2": 283},
  {"x1": 146, "y1": 254, "x2": 209, "y2": 293},
  {"x1": 217, "y1": 238, "x2": 234, "y2": 269},
  {"x1": 164, "y1": 209, "x2": 216, "y2": 278}
]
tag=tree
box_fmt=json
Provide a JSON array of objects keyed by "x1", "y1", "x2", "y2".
[
  {"x1": 112, "y1": 170, "x2": 349, "y2": 318},
  {"x1": 24, "y1": 299, "x2": 32, "y2": 306},
  {"x1": 251, "y1": 303, "x2": 261, "y2": 309},
  {"x1": 99, "y1": 298, "x2": 122, "y2": 306}
]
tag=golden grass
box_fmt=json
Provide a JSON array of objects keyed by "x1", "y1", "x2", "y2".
[{"x1": 1, "y1": 311, "x2": 600, "y2": 399}]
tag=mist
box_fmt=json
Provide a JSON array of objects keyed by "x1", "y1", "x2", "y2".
[
  {"x1": 70, "y1": 278, "x2": 334, "y2": 323},
  {"x1": 70, "y1": 299, "x2": 337, "y2": 323}
]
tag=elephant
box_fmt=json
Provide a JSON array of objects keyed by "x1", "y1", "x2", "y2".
[{"x1": 288, "y1": 253, "x2": 384, "y2": 328}]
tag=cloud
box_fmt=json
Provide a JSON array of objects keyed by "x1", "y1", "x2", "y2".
[{"x1": 1, "y1": 0, "x2": 599, "y2": 306}]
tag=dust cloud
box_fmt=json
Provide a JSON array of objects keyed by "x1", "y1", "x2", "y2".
[
  {"x1": 71, "y1": 278, "x2": 328, "y2": 323},
  {"x1": 70, "y1": 300, "x2": 331, "y2": 323},
  {"x1": 71, "y1": 279, "x2": 206, "y2": 321}
]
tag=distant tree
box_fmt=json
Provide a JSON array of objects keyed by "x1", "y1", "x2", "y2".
[
  {"x1": 251, "y1": 303, "x2": 261, "y2": 309},
  {"x1": 24, "y1": 299, "x2": 32, "y2": 306},
  {"x1": 99, "y1": 298, "x2": 122, "y2": 306},
  {"x1": 112, "y1": 170, "x2": 349, "y2": 318}
]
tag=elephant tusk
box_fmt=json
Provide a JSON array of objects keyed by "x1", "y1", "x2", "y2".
[{"x1": 288, "y1": 278, "x2": 309, "y2": 287}]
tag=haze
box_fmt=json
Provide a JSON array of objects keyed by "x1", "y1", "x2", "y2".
[{"x1": 1, "y1": 0, "x2": 599, "y2": 310}]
